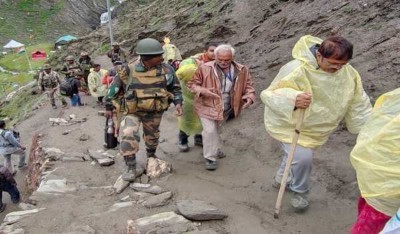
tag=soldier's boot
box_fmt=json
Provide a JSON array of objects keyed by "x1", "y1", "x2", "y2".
[
  {"x1": 122, "y1": 156, "x2": 136, "y2": 182},
  {"x1": 51, "y1": 99, "x2": 57, "y2": 109},
  {"x1": 146, "y1": 149, "x2": 157, "y2": 158},
  {"x1": 61, "y1": 99, "x2": 68, "y2": 107}
]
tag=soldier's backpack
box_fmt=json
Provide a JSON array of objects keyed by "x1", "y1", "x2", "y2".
[{"x1": 59, "y1": 79, "x2": 73, "y2": 97}]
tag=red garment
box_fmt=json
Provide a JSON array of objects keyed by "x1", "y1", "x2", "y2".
[{"x1": 351, "y1": 197, "x2": 391, "y2": 234}]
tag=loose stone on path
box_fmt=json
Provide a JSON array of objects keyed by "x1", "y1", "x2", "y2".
[{"x1": 177, "y1": 200, "x2": 228, "y2": 221}]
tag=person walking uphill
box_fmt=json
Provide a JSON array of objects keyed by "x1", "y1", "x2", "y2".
[
  {"x1": 0, "y1": 120, "x2": 27, "y2": 175},
  {"x1": 188, "y1": 44, "x2": 256, "y2": 171},
  {"x1": 350, "y1": 88, "x2": 400, "y2": 234},
  {"x1": 38, "y1": 64, "x2": 67, "y2": 109},
  {"x1": 105, "y1": 38, "x2": 183, "y2": 182},
  {"x1": 260, "y1": 35, "x2": 372, "y2": 212},
  {"x1": 175, "y1": 42, "x2": 218, "y2": 152}
]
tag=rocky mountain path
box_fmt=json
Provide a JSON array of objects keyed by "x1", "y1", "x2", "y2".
[{"x1": 0, "y1": 58, "x2": 358, "y2": 233}]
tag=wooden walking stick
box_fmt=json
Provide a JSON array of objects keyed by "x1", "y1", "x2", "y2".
[{"x1": 274, "y1": 108, "x2": 306, "y2": 219}]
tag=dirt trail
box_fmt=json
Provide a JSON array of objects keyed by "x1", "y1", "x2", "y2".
[{"x1": 0, "y1": 58, "x2": 359, "y2": 233}]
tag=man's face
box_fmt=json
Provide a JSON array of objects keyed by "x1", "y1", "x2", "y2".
[
  {"x1": 146, "y1": 54, "x2": 164, "y2": 67},
  {"x1": 113, "y1": 45, "x2": 120, "y2": 51},
  {"x1": 215, "y1": 50, "x2": 233, "y2": 69},
  {"x1": 204, "y1": 46, "x2": 217, "y2": 61},
  {"x1": 316, "y1": 52, "x2": 348, "y2": 73},
  {"x1": 67, "y1": 60, "x2": 74, "y2": 64},
  {"x1": 44, "y1": 69, "x2": 51, "y2": 74},
  {"x1": 94, "y1": 65, "x2": 101, "y2": 72}
]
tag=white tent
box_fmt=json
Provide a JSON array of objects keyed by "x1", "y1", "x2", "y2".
[
  {"x1": 3, "y1": 40, "x2": 24, "y2": 49},
  {"x1": 2, "y1": 40, "x2": 32, "y2": 71}
]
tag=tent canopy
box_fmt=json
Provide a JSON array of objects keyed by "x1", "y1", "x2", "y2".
[
  {"x1": 55, "y1": 35, "x2": 77, "y2": 45},
  {"x1": 3, "y1": 40, "x2": 24, "y2": 49}
]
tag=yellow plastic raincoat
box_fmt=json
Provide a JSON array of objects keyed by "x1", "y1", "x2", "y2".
[
  {"x1": 163, "y1": 44, "x2": 182, "y2": 62},
  {"x1": 260, "y1": 35, "x2": 372, "y2": 148},
  {"x1": 176, "y1": 56, "x2": 202, "y2": 135},
  {"x1": 88, "y1": 68, "x2": 108, "y2": 97},
  {"x1": 350, "y1": 88, "x2": 400, "y2": 216}
]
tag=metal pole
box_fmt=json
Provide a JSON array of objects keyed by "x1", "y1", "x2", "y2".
[
  {"x1": 106, "y1": 0, "x2": 114, "y2": 46},
  {"x1": 24, "y1": 46, "x2": 33, "y2": 72}
]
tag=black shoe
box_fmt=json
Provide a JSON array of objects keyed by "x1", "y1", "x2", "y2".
[
  {"x1": 194, "y1": 135, "x2": 203, "y2": 147},
  {"x1": 205, "y1": 159, "x2": 218, "y2": 171}
]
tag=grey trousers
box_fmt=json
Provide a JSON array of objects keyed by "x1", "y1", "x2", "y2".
[
  {"x1": 274, "y1": 143, "x2": 314, "y2": 193},
  {"x1": 2, "y1": 148, "x2": 26, "y2": 174}
]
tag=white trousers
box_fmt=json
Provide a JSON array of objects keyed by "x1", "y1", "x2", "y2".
[{"x1": 200, "y1": 117, "x2": 221, "y2": 162}]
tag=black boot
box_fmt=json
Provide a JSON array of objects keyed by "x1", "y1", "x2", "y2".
[{"x1": 122, "y1": 156, "x2": 136, "y2": 182}]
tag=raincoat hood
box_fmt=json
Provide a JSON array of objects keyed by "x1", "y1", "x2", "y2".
[{"x1": 292, "y1": 35, "x2": 322, "y2": 69}]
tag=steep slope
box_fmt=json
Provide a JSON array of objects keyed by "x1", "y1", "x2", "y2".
[{"x1": 0, "y1": 0, "x2": 109, "y2": 45}]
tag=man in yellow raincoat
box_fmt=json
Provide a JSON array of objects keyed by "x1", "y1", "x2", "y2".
[
  {"x1": 88, "y1": 63, "x2": 108, "y2": 105},
  {"x1": 350, "y1": 88, "x2": 400, "y2": 233},
  {"x1": 175, "y1": 42, "x2": 218, "y2": 152},
  {"x1": 161, "y1": 37, "x2": 182, "y2": 70},
  {"x1": 260, "y1": 35, "x2": 372, "y2": 211}
]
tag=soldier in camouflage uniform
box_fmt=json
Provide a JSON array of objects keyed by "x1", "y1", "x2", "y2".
[
  {"x1": 107, "y1": 42, "x2": 128, "y2": 64},
  {"x1": 105, "y1": 38, "x2": 183, "y2": 182},
  {"x1": 78, "y1": 51, "x2": 94, "y2": 87},
  {"x1": 38, "y1": 64, "x2": 67, "y2": 109},
  {"x1": 61, "y1": 55, "x2": 82, "y2": 78}
]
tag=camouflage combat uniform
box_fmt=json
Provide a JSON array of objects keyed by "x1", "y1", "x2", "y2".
[
  {"x1": 105, "y1": 60, "x2": 182, "y2": 159},
  {"x1": 38, "y1": 70, "x2": 67, "y2": 107},
  {"x1": 60, "y1": 61, "x2": 82, "y2": 78},
  {"x1": 107, "y1": 48, "x2": 128, "y2": 64}
]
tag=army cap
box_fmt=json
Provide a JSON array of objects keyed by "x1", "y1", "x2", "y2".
[
  {"x1": 66, "y1": 55, "x2": 74, "y2": 61},
  {"x1": 112, "y1": 42, "x2": 120, "y2": 46},
  {"x1": 80, "y1": 51, "x2": 89, "y2": 56},
  {"x1": 136, "y1": 38, "x2": 164, "y2": 55},
  {"x1": 42, "y1": 64, "x2": 51, "y2": 69}
]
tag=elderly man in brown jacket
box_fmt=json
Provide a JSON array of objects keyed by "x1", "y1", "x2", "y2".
[{"x1": 188, "y1": 44, "x2": 256, "y2": 170}]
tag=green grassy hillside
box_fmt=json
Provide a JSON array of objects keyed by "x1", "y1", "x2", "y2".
[
  {"x1": 0, "y1": 0, "x2": 65, "y2": 45},
  {"x1": 0, "y1": 43, "x2": 53, "y2": 71}
]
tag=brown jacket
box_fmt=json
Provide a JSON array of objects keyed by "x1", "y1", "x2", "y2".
[{"x1": 188, "y1": 61, "x2": 256, "y2": 121}]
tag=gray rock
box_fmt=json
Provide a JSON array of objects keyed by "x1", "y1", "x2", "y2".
[
  {"x1": 185, "y1": 231, "x2": 218, "y2": 234},
  {"x1": 127, "y1": 212, "x2": 196, "y2": 234},
  {"x1": 61, "y1": 223, "x2": 96, "y2": 234},
  {"x1": 109, "y1": 201, "x2": 134, "y2": 212},
  {"x1": 113, "y1": 175, "x2": 130, "y2": 194},
  {"x1": 62, "y1": 130, "x2": 71, "y2": 135},
  {"x1": 18, "y1": 203, "x2": 36, "y2": 211},
  {"x1": 87, "y1": 149, "x2": 115, "y2": 166},
  {"x1": 4, "y1": 208, "x2": 46, "y2": 224},
  {"x1": 140, "y1": 174, "x2": 149, "y2": 184},
  {"x1": 43, "y1": 147, "x2": 65, "y2": 161},
  {"x1": 146, "y1": 157, "x2": 172, "y2": 179},
  {"x1": 130, "y1": 183, "x2": 164, "y2": 194},
  {"x1": 177, "y1": 200, "x2": 228, "y2": 221},
  {"x1": 36, "y1": 179, "x2": 77, "y2": 194},
  {"x1": 61, "y1": 156, "x2": 85, "y2": 162},
  {"x1": 79, "y1": 134, "x2": 90, "y2": 141},
  {"x1": 143, "y1": 191, "x2": 172, "y2": 208}
]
